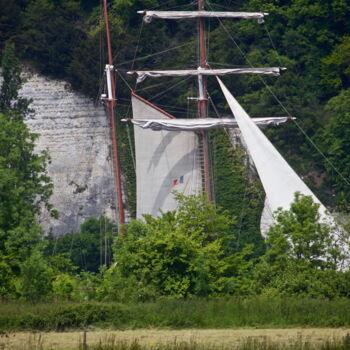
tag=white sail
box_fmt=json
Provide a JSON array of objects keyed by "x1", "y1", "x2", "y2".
[
  {"x1": 132, "y1": 93, "x2": 202, "y2": 218},
  {"x1": 217, "y1": 78, "x2": 336, "y2": 230},
  {"x1": 138, "y1": 11, "x2": 268, "y2": 23},
  {"x1": 128, "y1": 67, "x2": 284, "y2": 83},
  {"x1": 123, "y1": 117, "x2": 292, "y2": 131}
]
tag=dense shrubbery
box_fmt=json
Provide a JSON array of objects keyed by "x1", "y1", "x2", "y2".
[
  {"x1": 3, "y1": 190, "x2": 347, "y2": 304},
  {"x1": 1, "y1": 297, "x2": 350, "y2": 331}
]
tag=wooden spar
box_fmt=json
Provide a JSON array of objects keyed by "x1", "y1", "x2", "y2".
[
  {"x1": 197, "y1": 0, "x2": 212, "y2": 201},
  {"x1": 103, "y1": 0, "x2": 125, "y2": 225}
]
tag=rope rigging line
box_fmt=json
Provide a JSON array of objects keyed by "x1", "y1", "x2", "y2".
[
  {"x1": 207, "y1": 90, "x2": 221, "y2": 118},
  {"x1": 126, "y1": 122, "x2": 136, "y2": 171},
  {"x1": 100, "y1": 216, "x2": 103, "y2": 266},
  {"x1": 207, "y1": 61, "x2": 245, "y2": 67},
  {"x1": 135, "y1": 80, "x2": 183, "y2": 93},
  {"x1": 263, "y1": 24, "x2": 284, "y2": 68},
  {"x1": 114, "y1": 42, "x2": 195, "y2": 68},
  {"x1": 119, "y1": 98, "x2": 219, "y2": 116},
  {"x1": 116, "y1": 70, "x2": 133, "y2": 92},
  {"x1": 131, "y1": 20, "x2": 144, "y2": 73},
  {"x1": 109, "y1": 17, "x2": 145, "y2": 179},
  {"x1": 148, "y1": 76, "x2": 193, "y2": 101},
  {"x1": 207, "y1": 1, "x2": 350, "y2": 189},
  {"x1": 96, "y1": 7, "x2": 107, "y2": 105},
  {"x1": 207, "y1": 1, "x2": 243, "y2": 11},
  {"x1": 104, "y1": 216, "x2": 108, "y2": 265},
  {"x1": 149, "y1": 0, "x2": 197, "y2": 11},
  {"x1": 51, "y1": 234, "x2": 59, "y2": 256}
]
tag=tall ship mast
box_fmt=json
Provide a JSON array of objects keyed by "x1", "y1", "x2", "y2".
[
  {"x1": 197, "y1": 0, "x2": 212, "y2": 201},
  {"x1": 103, "y1": 0, "x2": 345, "y2": 256},
  {"x1": 102, "y1": 0, "x2": 125, "y2": 225},
  {"x1": 126, "y1": 1, "x2": 289, "y2": 226}
]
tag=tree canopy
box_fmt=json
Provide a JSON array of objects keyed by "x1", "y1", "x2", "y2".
[
  {"x1": 97, "y1": 193, "x2": 253, "y2": 301},
  {"x1": 0, "y1": 43, "x2": 54, "y2": 298}
]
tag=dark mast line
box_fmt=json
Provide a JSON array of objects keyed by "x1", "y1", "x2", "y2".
[
  {"x1": 103, "y1": 0, "x2": 125, "y2": 225},
  {"x1": 197, "y1": 0, "x2": 213, "y2": 201}
]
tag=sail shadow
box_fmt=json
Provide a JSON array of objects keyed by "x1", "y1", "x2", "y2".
[
  {"x1": 151, "y1": 149, "x2": 199, "y2": 216},
  {"x1": 148, "y1": 131, "x2": 180, "y2": 172}
]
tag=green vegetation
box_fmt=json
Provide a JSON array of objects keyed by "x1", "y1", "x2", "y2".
[
  {"x1": 1, "y1": 0, "x2": 350, "y2": 332},
  {"x1": 1, "y1": 182, "x2": 349, "y2": 305},
  {"x1": 44, "y1": 217, "x2": 116, "y2": 273},
  {"x1": 0, "y1": 43, "x2": 55, "y2": 300},
  {"x1": 1, "y1": 297, "x2": 350, "y2": 331},
  {"x1": 251, "y1": 194, "x2": 350, "y2": 298},
  {"x1": 211, "y1": 129, "x2": 265, "y2": 257},
  {"x1": 97, "y1": 193, "x2": 252, "y2": 301}
]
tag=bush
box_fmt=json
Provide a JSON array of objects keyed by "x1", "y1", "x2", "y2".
[{"x1": 17, "y1": 251, "x2": 54, "y2": 302}]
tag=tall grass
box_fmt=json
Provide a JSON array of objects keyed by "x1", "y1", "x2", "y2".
[
  {"x1": 5, "y1": 335, "x2": 350, "y2": 350},
  {"x1": 89, "y1": 336, "x2": 350, "y2": 350},
  {"x1": 1, "y1": 297, "x2": 350, "y2": 331}
]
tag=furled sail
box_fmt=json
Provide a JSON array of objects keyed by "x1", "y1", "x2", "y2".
[
  {"x1": 123, "y1": 117, "x2": 292, "y2": 131},
  {"x1": 217, "y1": 77, "x2": 335, "y2": 231},
  {"x1": 128, "y1": 67, "x2": 285, "y2": 83},
  {"x1": 132, "y1": 93, "x2": 202, "y2": 218},
  {"x1": 138, "y1": 11, "x2": 268, "y2": 23}
]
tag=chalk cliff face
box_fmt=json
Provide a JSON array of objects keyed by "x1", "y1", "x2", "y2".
[{"x1": 19, "y1": 70, "x2": 117, "y2": 235}]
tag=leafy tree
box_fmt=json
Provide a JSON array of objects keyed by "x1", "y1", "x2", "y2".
[
  {"x1": 0, "y1": 260, "x2": 14, "y2": 298},
  {"x1": 265, "y1": 193, "x2": 340, "y2": 268},
  {"x1": 98, "y1": 193, "x2": 253, "y2": 301},
  {"x1": 322, "y1": 36, "x2": 350, "y2": 93},
  {"x1": 323, "y1": 89, "x2": 350, "y2": 205},
  {"x1": 252, "y1": 193, "x2": 348, "y2": 297},
  {"x1": 0, "y1": 0, "x2": 21, "y2": 51},
  {"x1": 20, "y1": 0, "x2": 85, "y2": 78},
  {"x1": 44, "y1": 217, "x2": 115, "y2": 273},
  {"x1": 0, "y1": 42, "x2": 54, "y2": 292},
  {"x1": 46, "y1": 253, "x2": 78, "y2": 275},
  {"x1": 17, "y1": 250, "x2": 54, "y2": 302},
  {"x1": 52, "y1": 273, "x2": 77, "y2": 300},
  {"x1": 0, "y1": 43, "x2": 32, "y2": 117},
  {"x1": 0, "y1": 112, "x2": 51, "y2": 294},
  {"x1": 0, "y1": 113, "x2": 53, "y2": 271}
]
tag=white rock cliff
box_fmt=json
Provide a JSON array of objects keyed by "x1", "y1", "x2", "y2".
[{"x1": 19, "y1": 70, "x2": 117, "y2": 235}]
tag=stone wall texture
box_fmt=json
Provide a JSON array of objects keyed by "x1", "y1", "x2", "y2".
[{"x1": 19, "y1": 70, "x2": 117, "y2": 235}]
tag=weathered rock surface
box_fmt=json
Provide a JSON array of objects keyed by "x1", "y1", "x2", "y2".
[{"x1": 19, "y1": 70, "x2": 117, "y2": 235}]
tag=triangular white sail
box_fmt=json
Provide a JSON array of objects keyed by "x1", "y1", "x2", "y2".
[
  {"x1": 123, "y1": 116, "x2": 292, "y2": 131},
  {"x1": 132, "y1": 93, "x2": 202, "y2": 218},
  {"x1": 217, "y1": 77, "x2": 335, "y2": 230}
]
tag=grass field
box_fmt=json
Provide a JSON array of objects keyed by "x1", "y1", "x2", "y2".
[
  {"x1": 1, "y1": 298, "x2": 350, "y2": 332},
  {"x1": 1, "y1": 328, "x2": 350, "y2": 350}
]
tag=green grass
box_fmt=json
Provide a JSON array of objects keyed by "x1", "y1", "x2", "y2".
[{"x1": 1, "y1": 297, "x2": 350, "y2": 331}]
